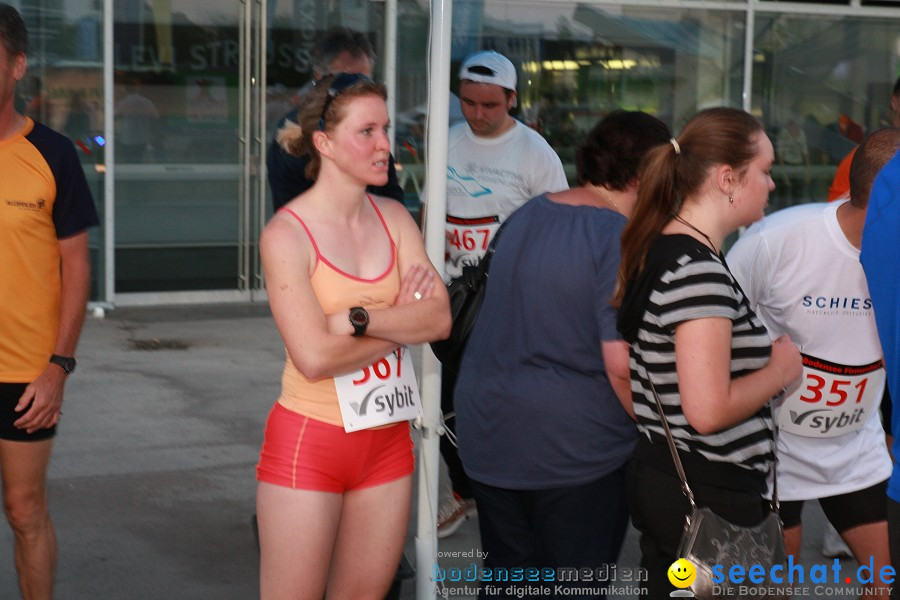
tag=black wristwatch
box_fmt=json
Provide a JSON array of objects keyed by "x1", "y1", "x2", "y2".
[
  {"x1": 348, "y1": 307, "x2": 369, "y2": 337},
  {"x1": 49, "y1": 354, "x2": 77, "y2": 375}
]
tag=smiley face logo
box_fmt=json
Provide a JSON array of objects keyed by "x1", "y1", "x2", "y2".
[{"x1": 668, "y1": 558, "x2": 697, "y2": 588}]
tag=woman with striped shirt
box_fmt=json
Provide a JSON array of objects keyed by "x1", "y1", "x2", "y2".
[{"x1": 614, "y1": 108, "x2": 802, "y2": 597}]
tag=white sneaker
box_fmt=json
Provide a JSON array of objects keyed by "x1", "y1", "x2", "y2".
[
  {"x1": 437, "y1": 492, "x2": 477, "y2": 539},
  {"x1": 821, "y1": 523, "x2": 852, "y2": 559}
]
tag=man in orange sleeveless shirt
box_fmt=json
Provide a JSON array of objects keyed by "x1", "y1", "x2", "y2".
[{"x1": 0, "y1": 5, "x2": 98, "y2": 598}]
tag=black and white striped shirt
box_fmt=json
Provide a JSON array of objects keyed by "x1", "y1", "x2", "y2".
[{"x1": 624, "y1": 234, "x2": 775, "y2": 473}]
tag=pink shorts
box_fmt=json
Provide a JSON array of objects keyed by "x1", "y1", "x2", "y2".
[{"x1": 256, "y1": 402, "x2": 414, "y2": 492}]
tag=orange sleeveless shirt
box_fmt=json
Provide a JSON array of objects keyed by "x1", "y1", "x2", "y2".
[{"x1": 277, "y1": 198, "x2": 401, "y2": 426}]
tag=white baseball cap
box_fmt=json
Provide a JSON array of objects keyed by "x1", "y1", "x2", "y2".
[{"x1": 459, "y1": 50, "x2": 517, "y2": 92}]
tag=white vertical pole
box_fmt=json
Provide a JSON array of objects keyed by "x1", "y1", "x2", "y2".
[
  {"x1": 742, "y1": 0, "x2": 755, "y2": 112},
  {"x1": 416, "y1": 0, "x2": 452, "y2": 597},
  {"x1": 103, "y1": 0, "x2": 115, "y2": 305},
  {"x1": 385, "y1": 0, "x2": 398, "y2": 153}
]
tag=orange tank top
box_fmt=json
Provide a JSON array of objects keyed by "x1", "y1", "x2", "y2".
[{"x1": 277, "y1": 197, "x2": 401, "y2": 426}]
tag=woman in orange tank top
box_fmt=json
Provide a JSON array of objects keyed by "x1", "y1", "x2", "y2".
[{"x1": 257, "y1": 73, "x2": 450, "y2": 600}]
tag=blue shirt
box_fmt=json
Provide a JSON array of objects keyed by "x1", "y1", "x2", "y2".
[
  {"x1": 860, "y1": 148, "x2": 900, "y2": 502},
  {"x1": 454, "y1": 194, "x2": 637, "y2": 489}
]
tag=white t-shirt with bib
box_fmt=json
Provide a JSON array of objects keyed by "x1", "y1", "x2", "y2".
[
  {"x1": 444, "y1": 120, "x2": 567, "y2": 280},
  {"x1": 727, "y1": 201, "x2": 891, "y2": 501}
]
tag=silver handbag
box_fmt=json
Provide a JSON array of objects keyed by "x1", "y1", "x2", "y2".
[
  {"x1": 678, "y1": 507, "x2": 787, "y2": 599},
  {"x1": 649, "y1": 381, "x2": 787, "y2": 600}
]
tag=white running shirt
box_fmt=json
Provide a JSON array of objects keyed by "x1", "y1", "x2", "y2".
[
  {"x1": 443, "y1": 120, "x2": 567, "y2": 281},
  {"x1": 727, "y1": 201, "x2": 891, "y2": 501}
]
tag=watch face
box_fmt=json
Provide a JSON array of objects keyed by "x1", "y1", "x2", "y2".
[
  {"x1": 350, "y1": 307, "x2": 368, "y2": 326},
  {"x1": 51, "y1": 355, "x2": 76, "y2": 374},
  {"x1": 349, "y1": 307, "x2": 369, "y2": 336}
]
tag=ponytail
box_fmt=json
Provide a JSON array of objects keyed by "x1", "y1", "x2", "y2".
[
  {"x1": 276, "y1": 119, "x2": 305, "y2": 158},
  {"x1": 613, "y1": 143, "x2": 680, "y2": 306}
]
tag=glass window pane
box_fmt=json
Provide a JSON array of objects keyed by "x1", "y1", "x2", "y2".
[
  {"x1": 397, "y1": 1, "x2": 747, "y2": 186},
  {"x1": 113, "y1": 1, "x2": 242, "y2": 292},
  {"x1": 753, "y1": 14, "x2": 900, "y2": 209},
  {"x1": 19, "y1": 0, "x2": 106, "y2": 302}
]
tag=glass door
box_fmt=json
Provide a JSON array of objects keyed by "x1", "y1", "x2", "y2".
[
  {"x1": 110, "y1": 0, "x2": 390, "y2": 300},
  {"x1": 112, "y1": 0, "x2": 266, "y2": 298}
]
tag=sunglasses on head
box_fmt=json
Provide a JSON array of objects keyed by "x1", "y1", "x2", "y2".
[{"x1": 317, "y1": 72, "x2": 374, "y2": 131}]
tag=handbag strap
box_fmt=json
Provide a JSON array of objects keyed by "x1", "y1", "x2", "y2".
[
  {"x1": 647, "y1": 379, "x2": 779, "y2": 511},
  {"x1": 475, "y1": 218, "x2": 510, "y2": 278}
]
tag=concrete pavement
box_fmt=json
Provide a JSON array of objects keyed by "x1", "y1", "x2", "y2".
[
  {"x1": 0, "y1": 304, "x2": 866, "y2": 599},
  {"x1": 1, "y1": 304, "x2": 276, "y2": 599}
]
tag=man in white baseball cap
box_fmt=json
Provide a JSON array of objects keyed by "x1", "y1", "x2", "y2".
[{"x1": 436, "y1": 49, "x2": 567, "y2": 538}]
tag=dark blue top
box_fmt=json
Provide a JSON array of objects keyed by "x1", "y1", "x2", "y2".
[
  {"x1": 27, "y1": 121, "x2": 99, "y2": 237},
  {"x1": 454, "y1": 194, "x2": 637, "y2": 489},
  {"x1": 266, "y1": 107, "x2": 404, "y2": 210},
  {"x1": 861, "y1": 148, "x2": 900, "y2": 502}
]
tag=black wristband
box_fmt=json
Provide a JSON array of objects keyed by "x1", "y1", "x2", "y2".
[{"x1": 49, "y1": 354, "x2": 77, "y2": 375}]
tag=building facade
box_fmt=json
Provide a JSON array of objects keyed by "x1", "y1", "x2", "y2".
[{"x1": 11, "y1": 0, "x2": 900, "y2": 305}]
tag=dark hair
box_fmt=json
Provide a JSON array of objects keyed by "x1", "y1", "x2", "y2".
[
  {"x1": 893, "y1": 77, "x2": 900, "y2": 97},
  {"x1": 276, "y1": 73, "x2": 386, "y2": 180},
  {"x1": 0, "y1": 3, "x2": 27, "y2": 57},
  {"x1": 576, "y1": 111, "x2": 671, "y2": 190},
  {"x1": 313, "y1": 28, "x2": 375, "y2": 76},
  {"x1": 849, "y1": 128, "x2": 900, "y2": 209},
  {"x1": 614, "y1": 107, "x2": 764, "y2": 306}
]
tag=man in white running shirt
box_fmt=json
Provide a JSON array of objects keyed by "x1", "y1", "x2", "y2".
[
  {"x1": 728, "y1": 128, "x2": 900, "y2": 599},
  {"x1": 443, "y1": 50, "x2": 567, "y2": 280}
]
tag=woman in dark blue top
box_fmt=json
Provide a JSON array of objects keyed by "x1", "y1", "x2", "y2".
[{"x1": 454, "y1": 111, "x2": 670, "y2": 597}]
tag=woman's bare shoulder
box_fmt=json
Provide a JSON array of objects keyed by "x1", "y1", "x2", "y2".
[
  {"x1": 261, "y1": 209, "x2": 313, "y2": 258},
  {"x1": 370, "y1": 195, "x2": 420, "y2": 236}
]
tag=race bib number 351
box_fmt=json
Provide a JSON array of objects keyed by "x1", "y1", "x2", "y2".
[
  {"x1": 335, "y1": 347, "x2": 422, "y2": 432},
  {"x1": 777, "y1": 354, "x2": 884, "y2": 438}
]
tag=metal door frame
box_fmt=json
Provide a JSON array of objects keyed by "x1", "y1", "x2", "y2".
[{"x1": 240, "y1": 0, "x2": 270, "y2": 302}]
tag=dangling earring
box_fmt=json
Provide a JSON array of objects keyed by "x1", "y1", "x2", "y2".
[{"x1": 728, "y1": 196, "x2": 734, "y2": 204}]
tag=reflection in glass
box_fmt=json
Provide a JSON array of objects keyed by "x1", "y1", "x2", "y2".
[
  {"x1": 17, "y1": 0, "x2": 106, "y2": 301},
  {"x1": 398, "y1": 1, "x2": 746, "y2": 184},
  {"x1": 753, "y1": 15, "x2": 900, "y2": 208},
  {"x1": 112, "y1": 1, "x2": 243, "y2": 292}
]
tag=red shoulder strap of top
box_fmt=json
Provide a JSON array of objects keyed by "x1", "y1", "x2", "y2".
[
  {"x1": 367, "y1": 194, "x2": 398, "y2": 263},
  {"x1": 279, "y1": 207, "x2": 321, "y2": 270}
]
